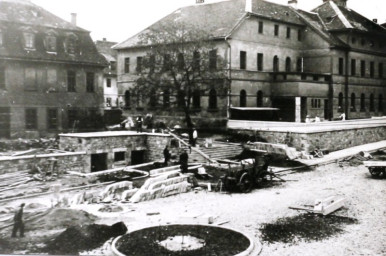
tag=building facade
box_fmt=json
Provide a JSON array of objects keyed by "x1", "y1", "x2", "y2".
[
  {"x1": 0, "y1": 0, "x2": 106, "y2": 138},
  {"x1": 114, "y1": 0, "x2": 386, "y2": 127}
]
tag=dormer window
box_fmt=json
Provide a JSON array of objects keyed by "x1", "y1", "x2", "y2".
[
  {"x1": 23, "y1": 32, "x2": 35, "y2": 49},
  {"x1": 44, "y1": 32, "x2": 57, "y2": 52},
  {"x1": 65, "y1": 34, "x2": 78, "y2": 54}
]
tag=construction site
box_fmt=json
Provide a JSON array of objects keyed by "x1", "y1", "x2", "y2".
[{"x1": 0, "y1": 120, "x2": 385, "y2": 255}]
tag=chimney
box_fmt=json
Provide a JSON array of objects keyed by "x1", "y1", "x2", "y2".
[
  {"x1": 372, "y1": 19, "x2": 378, "y2": 24},
  {"x1": 71, "y1": 13, "x2": 77, "y2": 26},
  {"x1": 103, "y1": 38, "x2": 107, "y2": 41},
  {"x1": 196, "y1": 0, "x2": 204, "y2": 4},
  {"x1": 288, "y1": 0, "x2": 297, "y2": 8},
  {"x1": 323, "y1": 0, "x2": 347, "y2": 7},
  {"x1": 245, "y1": 0, "x2": 252, "y2": 13}
]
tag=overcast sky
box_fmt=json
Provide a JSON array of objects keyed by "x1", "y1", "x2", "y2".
[{"x1": 32, "y1": 0, "x2": 385, "y2": 43}]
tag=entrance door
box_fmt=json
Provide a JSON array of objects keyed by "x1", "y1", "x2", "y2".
[
  {"x1": 0, "y1": 107, "x2": 10, "y2": 138},
  {"x1": 91, "y1": 153, "x2": 108, "y2": 172},
  {"x1": 272, "y1": 97, "x2": 295, "y2": 122},
  {"x1": 301, "y1": 97, "x2": 307, "y2": 122},
  {"x1": 131, "y1": 150, "x2": 145, "y2": 165}
]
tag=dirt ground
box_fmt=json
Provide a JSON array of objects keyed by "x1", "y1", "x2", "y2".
[{"x1": 0, "y1": 160, "x2": 385, "y2": 255}]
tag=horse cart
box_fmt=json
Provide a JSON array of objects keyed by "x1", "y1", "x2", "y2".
[{"x1": 363, "y1": 161, "x2": 386, "y2": 178}]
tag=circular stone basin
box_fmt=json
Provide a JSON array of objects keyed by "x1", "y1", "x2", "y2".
[{"x1": 112, "y1": 224, "x2": 254, "y2": 256}]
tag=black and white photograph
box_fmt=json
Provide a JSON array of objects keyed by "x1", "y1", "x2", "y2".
[{"x1": 0, "y1": 0, "x2": 385, "y2": 255}]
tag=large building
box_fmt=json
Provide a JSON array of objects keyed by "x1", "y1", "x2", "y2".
[
  {"x1": 114, "y1": 0, "x2": 386, "y2": 128},
  {"x1": 0, "y1": 0, "x2": 106, "y2": 138}
]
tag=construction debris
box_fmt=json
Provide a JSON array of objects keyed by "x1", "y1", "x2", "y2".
[{"x1": 289, "y1": 196, "x2": 346, "y2": 215}]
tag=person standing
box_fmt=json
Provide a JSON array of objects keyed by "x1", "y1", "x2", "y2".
[
  {"x1": 163, "y1": 145, "x2": 171, "y2": 166},
  {"x1": 179, "y1": 150, "x2": 189, "y2": 173},
  {"x1": 12, "y1": 203, "x2": 25, "y2": 238},
  {"x1": 192, "y1": 128, "x2": 198, "y2": 147},
  {"x1": 136, "y1": 115, "x2": 143, "y2": 133}
]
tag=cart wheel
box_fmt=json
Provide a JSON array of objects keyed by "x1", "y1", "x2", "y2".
[
  {"x1": 239, "y1": 173, "x2": 253, "y2": 193},
  {"x1": 369, "y1": 167, "x2": 382, "y2": 178}
]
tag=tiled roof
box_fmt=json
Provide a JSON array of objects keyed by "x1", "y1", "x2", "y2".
[
  {"x1": 114, "y1": 0, "x2": 304, "y2": 50},
  {"x1": 0, "y1": 0, "x2": 107, "y2": 66},
  {"x1": 313, "y1": 1, "x2": 386, "y2": 34}
]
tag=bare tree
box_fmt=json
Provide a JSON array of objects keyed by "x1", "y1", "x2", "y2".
[{"x1": 134, "y1": 21, "x2": 227, "y2": 141}]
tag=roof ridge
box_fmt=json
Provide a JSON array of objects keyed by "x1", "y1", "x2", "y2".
[{"x1": 329, "y1": 1, "x2": 353, "y2": 29}]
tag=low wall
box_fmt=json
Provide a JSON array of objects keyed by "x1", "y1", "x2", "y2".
[{"x1": 0, "y1": 152, "x2": 88, "y2": 175}]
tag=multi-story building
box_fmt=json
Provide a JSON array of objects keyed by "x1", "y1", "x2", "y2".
[
  {"x1": 114, "y1": 0, "x2": 386, "y2": 128},
  {"x1": 0, "y1": 0, "x2": 106, "y2": 138},
  {"x1": 95, "y1": 38, "x2": 120, "y2": 109}
]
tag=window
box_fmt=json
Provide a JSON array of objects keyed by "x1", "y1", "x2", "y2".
[
  {"x1": 66, "y1": 36, "x2": 77, "y2": 54},
  {"x1": 351, "y1": 59, "x2": 356, "y2": 76},
  {"x1": 297, "y1": 29, "x2": 302, "y2": 41},
  {"x1": 193, "y1": 51, "x2": 200, "y2": 71},
  {"x1": 124, "y1": 58, "x2": 130, "y2": 73},
  {"x1": 311, "y1": 99, "x2": 321, "y2": 108},
  {"x1": 193, "y1": 89, "x2": 201, "y2": 108},
  {"x1": 124, "y1": 90, "x2": 130, "y2": 108},
  {"x1": 370, "y1": 62, "x2": 374, "y2": 78},
  {"x1": 177, "y1": 90, "x2": 185, "y2": 107},
  {"x1": 114, "y1": 152, "x2": 125, "y2": 162},
  {"x1": 257, "y1": 90, "x2": 263, "y2": 107},
  {"x1": 163, "y1": 54, "x2": 171, "y2": 70},
  {"x1": 338, "y1": 58, "x2": 344, "y2": 75},
  {"x1": 106, "y1": 97, "x2": 112, "y2": 106},
  {"x1": 23, "y1": 32, "x2": 35, "y2": 49},
  {"x1": 370, "y1": 94, "x2": 375, "y2": 112},
  {"x1": 110, "y1": 61, "x2": 116, "y2": 71},
  {"x1": 0, "y1": 66, "x2": 5, "y2": 89},
  {"x1": 106, "y1": 78, "x2": 111, "y2": 88},
  {"x1": 274, "y1": 25, "x2": 279, "y2": 36},
  {"x1": 177, "y1": 53, "x2": 184, "y2": 70},
  {"x1": 240, "y1": 51, "x2": 246, "y2": 70},
  {"x1": 338, "y1": 92, "x2": 344, "y2": 112},
  {"x1": 163, "y1": 89, "x2": 170, "y2": 107},
  {"x1": 286, "y1": 27, "x2": 291, "y2": 39},
  {"x1": 25, "y1": 108, "x2": 37, "y2": 130},
  {"x1": 313, "y1": 75, "x2": 319, "y2": 81},
  {"x1": 25, "y1": 68, "x2": 37, "y2": 90},
  {"x1": 360, "y1": 93, "x2": 365, "y2": 112},
  {"x1": 208, "y1": 89, "x2": 217, "y2": 109},
  {"x1": 379, "y1": 94, "x2": 383, "y2": 112},
  {"x1": 257, "y1": 53, "x2": 263, "y2": 71},
  {"x1": 273, "y1": 56, "x2": 279, "y2": 72},
  {"x1": 360, "y1": 60, "x2": 366, "y2": 77},
  {"x1": 67, "y1": 70, "x2": 76, "y2": 92},
  {"x1": 296, "y1": 58, "x2": 302, "y2": 72},
  {"x1": 136, "y1": 56, "x2": 143, "y2": 73},
  {"x1": 47, "y1": 108, "x2": 58, "y2": 129},
  {"x1": 379, "y1": 63, "x2": 384, "y2": 78},
  {"x1": 240, "y1": 90, "x2": 246, "y2": 107},
  {"x1": 209, "y1": 50, "x2": 217, "y2": 70},
  {"x1": 351, "y1": 37, "x2": 356, "y2": 44},
  {"x1": 285, "y1": 57, "x2": 291, "y2": 72},
  {"x1": 149, "y1": 89, "x2": 157, "y2": 107},
  {"x1": 45, "y1": 34, "x2": 56, "y2": 52},
  {"x1": 86, "y1": 72, "x2": 94, "y2": 92},
  {"x1": 350, "y1": 93, "x2": 356, "y2": 111},
  {"x1": 361, "y1": 38, "x2": 366, "y2": 46},
  {"x1": 258, "y1": 21, "x2": 264, "y2": 34},
  {"x1": 67, "y1": 109, "x2": 78, "y2": 128}
]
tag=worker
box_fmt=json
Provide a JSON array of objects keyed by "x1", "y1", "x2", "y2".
[
  {"x1": 12, "y1": 203, "x2": 25, "y2": 238},
  {"x1": 136, "y1": 115, "x2": 143, "y2": 133},
  {"x1": 339, "y1": 112, "x2": 346, "y2": 121},
  {"x1": 179, "y1": 150, "x2": 189, "y2": 173},
  {"x1": 314, "y1": 115, "x2": 321, "y2": 122},
  {"x1": 192, "y1": 128, "x2": 198, "y2": 147},
  {"x1": 305, "y1": 115, "x2": 311, "y2": 123},
  {"x1": 163, "y1": 145, "x2": 171, "y2": 166}
]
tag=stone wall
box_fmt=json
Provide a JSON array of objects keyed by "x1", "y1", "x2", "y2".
[{"x1": 0, "y1": 152, "x2": 87, "y2": 175}]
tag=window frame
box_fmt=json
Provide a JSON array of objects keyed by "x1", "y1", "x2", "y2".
[
  {"x1": 258, "y1": 21, "x2": 264, "y2": 34},
  {"x1": 257, "y1": 53, "x2": 264, "y2": 71},
  {"x1": 274, "y1": 24, "x2": 279, "y2": 37},
  {"x1": 86, "y1": 72, "x2": 95, "y2": 93},
  {"x1": 25, "y1": 108, "x2": 37, "y2": 130},
  {"x1": 286, "y1": 27, "x2": 291, "y2": 39},
  {"x1": 67, "y1": 70, "x2": 76, "y2": 92},
  {"x1": 240, "y1": 51, "x2": 247, "y2": 70},
  {"x1": 124, "y1": 57, "x2": 130, "y2": 73},
  {"x1": 47, "y1": 108, "x2": 58, "y2": 130}
]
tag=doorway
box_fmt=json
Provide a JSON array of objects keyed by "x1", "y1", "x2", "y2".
[
  {"x1": 131, "y1": 150, "x2": 146, "y2": 165},
  {"x1": 91, "y1": 153, "x2": 108, "y2": 172},
  {"x1": 324, "y1": 99, "x2": 329, "y2": 120}
]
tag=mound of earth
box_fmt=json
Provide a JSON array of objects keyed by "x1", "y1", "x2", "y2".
[
  {"x1": 45, "y1": 221, "x2": 127, "y2": 255},
  {"x1": 27, "y1": 208, "x2": 97, "y2": 231}
]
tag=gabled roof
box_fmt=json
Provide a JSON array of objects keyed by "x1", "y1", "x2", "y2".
[
  {"x1": 114, "y1": 0, "x2": 304, "y2": 50},
  {"x1": 0, "y1": 0, "x2": 86, "y2": 32},
  {"x1": 312, "y1": 0, "x2": 386, "y2": 34}
]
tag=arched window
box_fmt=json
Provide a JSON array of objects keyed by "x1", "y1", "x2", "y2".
[
  {"x1": 370, "y1": 94, "x2": 375, "y2": 112},
  {"x1": 124, "y1": 90, "x2": 130, "y2": 108},
  {"x1": 149, "y1": 89, "x2": 157, "y2": 107},
  {"x1": 240, "y1": 90, "x2": 247, "y2": 107},
  {"x1": 163, "y1": 89, "x2": 170, "y2": 107},
  {"x1": 273, "y1": 56, "x2": 279, "y2": 72},
  {"x1": 350, "y1": 93, "x2": 356, "y2": 112},
  {"x1": 379, "y1": 94, "x2": 383, "y2": 112},
  {"x1": 360, "y1": 93, "x2": 365, "y2": 112},
  {"x1": 257, "y1": 90, "x2": 263, "y2": 107},
  {"x1": 285, "y1": 57, "x2": 291, "y2": 72},
  {"x1": 177, "y1": 90, "x2": 185, "y2": 108},
  {"x1": 193, "y1": 89, "x2": 201, "y2": 108},
  {"x1": 209, "y1": 89, "x2": 217, "y2": 109},
  {"x1": 296, "y1": 58, "x2": 302, "y2": 72},
  {"x1": 338, "y1": 92, "x2": 344, "y2": 112}
]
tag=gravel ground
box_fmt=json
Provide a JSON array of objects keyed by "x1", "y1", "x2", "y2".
[{"x1": 1, "y1": 161, "x2": 385, "y2": 256}]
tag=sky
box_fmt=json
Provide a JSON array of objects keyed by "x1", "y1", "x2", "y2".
[{"x1": 31, "y1": 0, "x2": 386, "y2": 43}]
